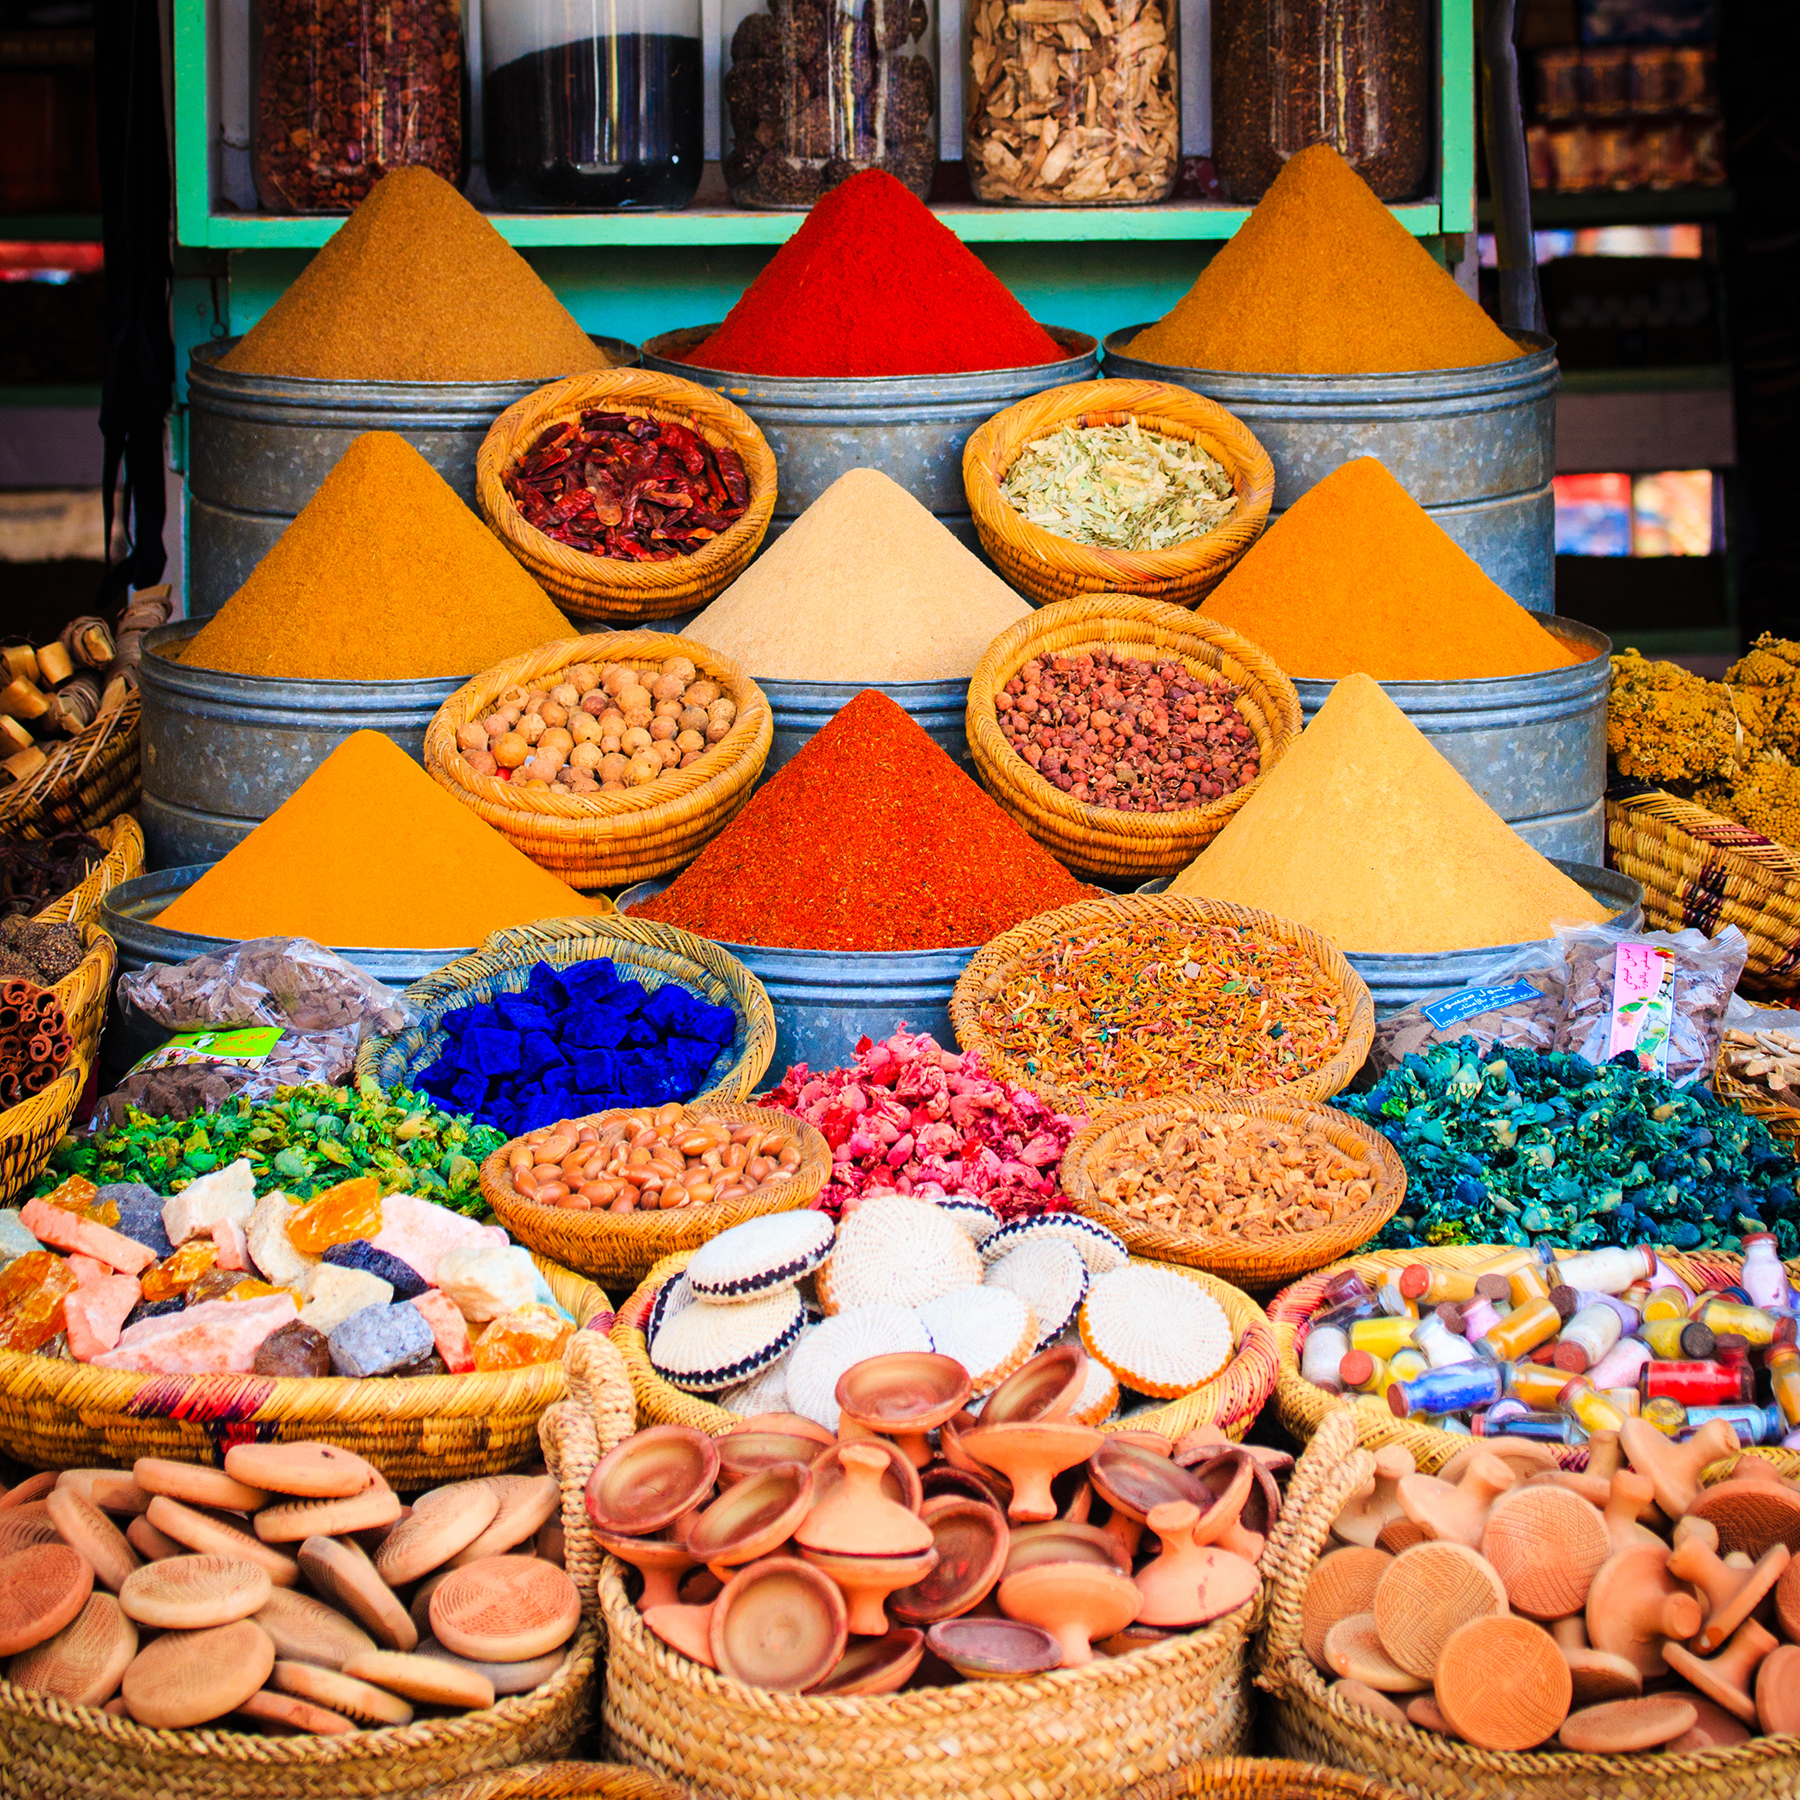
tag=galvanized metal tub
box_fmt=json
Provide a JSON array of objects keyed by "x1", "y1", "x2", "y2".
[
  {"x1": 639, "y1": 326, "x2": 1100, "y2": 549},
  {"x1": 617, "y1": 877, "x2": 974, "y2": 1077},
  {"x1": 184, "y1": 334, "x2": 642, "y2": 618},
  {"x1": 1099, "y1": 329, "x2": 1560, "y2": 609},
  {"x1": 1290, "y1": 616, "x2": 1613, "y2": 865},
  {"x1": 759, "y1": 678, "x2": 971, "y2": 782},
  {"x1": 137, "y1": 621, "x2": 465, "y2": 870},
  {"x1": 1140, "y1": 861, "x2": 1643, "y2": 1017}
]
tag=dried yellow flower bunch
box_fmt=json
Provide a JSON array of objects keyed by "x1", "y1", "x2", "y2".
[{"x1": 1607, "y1": 650, "x2": 1753, "y2": 785}]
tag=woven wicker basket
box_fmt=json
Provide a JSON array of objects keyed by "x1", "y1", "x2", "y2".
[
  {"x1": 1607, "y1": 788, "x2": 1800, "y2": 995},
  {"x1": 0, "y1": 1052, "x2": 88, "y2": 1207},
  {"x1": 0, "y1": 1252, "x2": 611, "y2": 1480},
  {"x1": 1257, "y1": 1405, "x2": 1800, "y2": 1800},
  {"x1": 1116, "y1": 1760, "x2": 1411, "y2": 1800},
  {"x1": 1714, "y1": 1065, "x2": 1800, "y2": 1144},
  {"x1": 355, "y1": 914, "x2": 776, "y2": 1115},
  {"x1": 427, "y1": 1767, "x2": 692, "y2": 1800},
  {"x1": 424, "y1": 632, "x2": 771, "y2": 892},
  {"x1": 1268, "y1": 1243, "x2": 1799, "y2": 1477},
  {"x1": 964, "y1": 598, "x2": 1303, "y2": 883},
  {"x1": 478, "y1": 370, "x2": 776, "y2": 624},
  {"x1": 480, "y1": 1101, "x2": 832, "y2": 1289},
  {"x1": 950, "y1": 893, "x2": 1375, "y2": 1115},
  {"x1": 613, "y1": 1246, "x2": 1278, "y2": 1443},
  {"x1": 1061, "y1": 1095, "x2": 1405, "y2": 1295},
  {"x1": 962, "y1": 379, "x2": 1274, "y2": 609},
  {"x1": 34, "y1": 813, "x2": 145, "y2": 927},
  {"x1": 0, "y1": 1330, "x2": 636, "y2": 1800},
  {"x1": 0, "y1": 692, "x2": 140, "y2": 840},
  {"x1": 599, "y1": 1547, "x2": 1255, "y2": 1800}
]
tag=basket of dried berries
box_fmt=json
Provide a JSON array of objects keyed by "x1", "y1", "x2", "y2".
[
  {"x1": 478, "y1": 369, "x2": 777, "y2": 624},
  {"x1": 963, "y1": 379, "x2": 1274, "y2": 609},
  {"x1": 1061, "y1": 1095, "x2": 1405, "y2": 1293},
  {"x1": 424, "y1": 631, "x2": 772, "y2": 890},
  {"x1": 965, "y1": 595, "x2": 1302, "y2": 883}
]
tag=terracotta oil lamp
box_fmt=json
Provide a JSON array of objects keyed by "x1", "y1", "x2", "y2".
[
  {"x1": 808, "y1": 1627, "x2": 927, "y2": 1697},
  {"x1": 1003, "y1": 1520, "x2": 1131, "y2": 1579},
  {"x1": 919, "y1": 1465, "x2": 1011, "y2": 1511},
  {"x1": 733, "y1": 1414, "x2": 837, "y2": 1449},
  {"x1": 835, "y1": 1353, "x2": 974, "y2": 1469},
  {"x1": 1133, "y1": 1501, "x2": 1261, "y2": 1628},
  {"x1": 888, "y1": 1497, "x2": 1008, "y2": 1626},
  {"x1": 812, "y1": 1439, "x2": 923, "y2": 1514},
  {"x1": 1104, "y1": 1430, "x2": 1174, "y2": 1459},
  {"x1": 1192, "y1": 1447, "x2": 1281, "y2": 1546},
  {"x1": 1087, "y1": 1438, "x2": 1207, "y2": 1556},
  {"x1": 709, "y1": 1555, "x2": 848, "y2": 1692},
  {"x1": 1183, "y1": 1454, "x2": 1265, "y2": 1564},
  {"x1": 592, "y1": 1527, "x2": 698, "y2": 1609},
  {"x1": 961, "y1": 1422, "x2": 1104, "y2": 1524},
  {"x1": 796, "y1": 1444, "x2": 937, "y2": 1635},
  {"x1": 585, "y1": 1425, "x2": 719, "y2": 1537},
  {"x1": 997, "y1": 1562, "x2": 1141, "y2": 1667},
  {"x1": 683, "y1": 1461, "x2": 814, "y2": 1576},
  {"x1": 1096, "y1": 1623, "x2": 1178, "y2": 1657},
  {"x1": 980, "y1": 1346, "x2": 1086, "y2": 1426},
  {"x1": 935, "y1": 1418, "x2": 1013, "y2": 1512}
]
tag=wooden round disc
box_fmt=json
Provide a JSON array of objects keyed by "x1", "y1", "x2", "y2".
[
  {"x1": 251, "y1": 1588, "x2": 377, "y2": 1670},
  {"x1": 296, "y1": 1535, "x2": 416, "y2": 1653},
  {"x1": 1330, "y1": 1677, "x2": 1408, "y2": 1726},
  {"x1": 119, "y1": 1555, "x2": 272, "y2": 1630},
  {"x1": 0, "y1": 1507, "x2": 62, "y2": 1560},
  {"x1": 132, "y1": 1457, "x2": 268, "y2": 1513},
  {"x1": 428, "y1": 1556, "x2": 580, "y2": 1663},
  {"x1": 121, "y1": 1618, "x2": 275, "y2": 1728},
  {"x1": 1321, "y1": 1613, "x2": 1427, "y2": 1694},
  {"x1": 0, "y1": 1544, "x2": 94, "y2": 1656},
  {"x1": 1481, "y1": 1486, "x2": 1610, "y2": 1620},
  {"x1": 254, "y1": 1485, "x2": 402, "y2": 1545},
  {"x1": 417, "y1": 1636, "x2": 567, "y2": 1697},
  {"x1": 224, "y1": 1442, "x2": 376, "y2": 1500},
  {"x1": 145, "y1": 1495, "x2": 300, "y2": 1587},
  {"x1": 1373, "y1": 1542, "x2": 1509, "y2": 1681},
  {"x1": 46, "y1": 1487, "x2": 142, "y2": 1595},
  {"x1": 373, "y1": 1483, "x2": 501, "y2": 1587},
  {"x1": 1302, "y1": 1547, "x2": 1392, "y2": 1671},
  {"x1": 234, "y1": 1686, "x2": 359, "y2": 1735},
  {"x1": 446, "y1": 1475, "x2": 561, "y2": 1566},
  {"x1": 271, "y1": 1657, "x2": 414, "y2": 1726},
  {"x1": 1435, "y1": 1615, "x2": 1573, "y2": 1751},
  {"x1": 342, "y1": 1647, "x2": 495, "y2": 1710},
  {"x1": 1559, "y1": 1694, "x2": 1699, "y2": 1752},
  {"x1": 4, "y1": 1592, "x2": 137, "y2": 1707}
]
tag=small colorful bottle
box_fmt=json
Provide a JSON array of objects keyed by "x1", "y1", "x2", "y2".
[
  {"x1": 1685, "y1": 1402, "x2": 1784, "y2": 1444},
  {"x1": 1414, "y1": 1312, "x2": 1478, "y2": 1369},
  {"x1": 1337, "y1": 1349, "x2": 1390, "y2": 1396},
  {"x1": 1770, "y1": 1346, "x2": 1800, "y2": 1429},
  {"x1": 1554, "y1": 1245, "x2": 1656, "y2": 1295},
  {"x1": 1696, "y1": 1297, "x2": 1785, "y2": 1349},
  {"x1": 1397, "y1": 1264, "x2": 1480, "y2": 1306},
  {"x1": 1641, "y1": 1286, "x2": 1693, "y2": 1323},
  {"x1": 1301, "y1": 1323, "x2": 1350, "y2": 1392},
  {"x1": 1460, "y1": 1296, "x2": 1504, "y2": 1341},
  {"x1": 1388, "y1": 1347, "x2": 1430, "y2": 1384},
  {"x1": 1600, "y1": 1387, "x2": 1642, "y2": 1417},
  {"x1": 1510, "y1": 1262, "x2": 1554, "y2": 1306},
  {"x1": 1478, "y1": 1297, "x2": 1563, "y2": 1363},
  {"x1": 1742, "y1": 1233, "x2": 1791, "y2": 1313},
  {"x1": 1483, "y1": 1411, "x2": 1580, "y2": 1444},
  {"x1": 1641, "y1": 1316, "x2": 1716, "y2": 1360},
  {"x1": 1507, "y1": 1360, "x2": 1576, "y2": 1409},
  {"x1": 1643, "y1": 1360, "x2": 1749, "y2": 1405},
  {"x1": 1641, "y1": 1395, "x2": 1687, "y2": 1436},
  {"x1": 1375, "y1": 1275, "x2": 1419, "y2": 1319},
  {"x1": 1558, "y1": 1377, "x2": 1628, "y2": 1438},
  {"x1": 1387, "y1": 1360, "x2": 1504, "y2": 1419},
  {"x1": 1553, "y1": 1301, "x2": 1625, "y2": 1374},
  {"x1": 1587, "y1": 1335, "x2": 1653, "y2": 1392},
  {"x1": 1350, "y1": 1315, "x2": 1422, "y2": 1360},
  {"x1": 1321, "y1": 1269, "x2": 1374, "y2": 1308},
  {"x1": 1312, "y1": 1295, "x2": 1386, "y2": 1333}
]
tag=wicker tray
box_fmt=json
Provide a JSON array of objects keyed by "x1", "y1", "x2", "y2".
[
  {"x1": 0, "y1": 693, "x2": 140, "y2": 841},
  {"x1": 1060, "y1": 1095, "x2": 1405, "y2": 1294},
  {"x1": 355, "y1": 914, "x2": 776, "y2": 1117},
  {"x1": 964, "y1": 597, "x2": 1303, "y2": 883},
  {"x1": 613, "y1": 1245, "x2": 1279, "y2": 1443},
  {"x1": 0, "y1": 1331, "x2": 636, "y2": 1800},
  {"x1": 0, "y1": 1052, "x2": 88, "y2": 1207},
  {"x1": 1607, "y1": 787, "x2": 1800, "y2": 995},
  {"x1": 1715, "y1": 1064, "x2": 1800, "y2": 1144},
  {"x1": 1117, "y1": 1761, "x2": 1411, "y2": 1800},
  {"x1": 1268, "y1": 1243, "x2": 1799, "y2": 1476},
  {"x1": 426, "y1": 1768, "x2": 692, "y2": 1800},
  {"x1": 1257, "y1": 1405, "x2": 1800, "y2": 1800},
  {"x1": 950, "y1": 893, "x2": 1375, "y2": 1115},
  {"x1": 478, "y1": 370, "x2": 776, "y2": 624},
  {"x1": 480, "y1": 1101, "x2": 832, "y2": 1289},
  {"x1": 423, "y1": 632, "x2": 771, "y2": 892},
  {"x1": 35, "y1": 813, "x2": 145, "y2": 927},
  {"x1": 962, "y1": 378, "x2": 1274, "y2": 609}
]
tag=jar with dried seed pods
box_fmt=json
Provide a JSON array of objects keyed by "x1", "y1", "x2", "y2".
[{"x1": 966, "y1": 0, "x2": 1179, "y2": 205}]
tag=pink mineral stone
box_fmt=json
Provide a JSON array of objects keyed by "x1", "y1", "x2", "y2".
[
  {"x1": 367, "y1": 1193, "x2": 507, "y2": 1288},
  {"x1": 410, "y1": 1288, "x2": 476, "y2": 1373},
  {"x1": 92, "y1": 1294, "x2": 299, "y2": 1374},
  {"x1": 212, "y1": 1216, "x2": 250, "y2": 1273},
  {"x1": 19, "y1": 1199, "x2": 156, "y2": 1277},
  {"x1": 68, "y1": 1254, "x2": 111, "y2": 1289},
  {"x1": 64, "y1": 1274, "x2": 144, "y2": 1361}
]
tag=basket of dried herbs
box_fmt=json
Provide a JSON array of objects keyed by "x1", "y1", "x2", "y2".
[{"x1": 963, "y1": 378, "x2": 1273, "y2": 608}]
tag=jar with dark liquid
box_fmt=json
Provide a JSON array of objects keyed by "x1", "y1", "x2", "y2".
[{"x1": 483, "y1": 0, "x2": 703, "y2": 209}]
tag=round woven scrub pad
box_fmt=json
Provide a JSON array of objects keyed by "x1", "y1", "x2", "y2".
[
  {"x1": 985, "y1": 1239, "x2": 1088, "y2": 1353},
  {"x1": 983, "y1": 1215, "x2": 1129, "y2": 1276},
  {"x1": 1078, "y1": 1263, "x2": 1233, "y2": 1399},
  {"x1": 916, "y1": 1288, "x2": 1037, "y2": 1395},
  {"x1": 786, "y1": 1306, "x2": 934, "y2": 1432},
  {"x1": 650, "y1": 1287, "x2": 806, "y2": 1394},
  {"x1": 936, "y1": 1197, "x2": 1002, "y2": 1246},
  {"x1": 1070, "y1": 1350, "x2": 1121, "y2": 1427},
  {"x1": 816, "y1": 1196, "x2": 982, "y2": 1315},
  {"x1": 717, "y1": 1348, "x2": 796, "y2": 1416},
  {"x1": 646, "y1": 1274, "x2": 697, "y2": 1349},
  {"x1": 686, "y1": 1212, "x2": 836, "y2": 1304}
]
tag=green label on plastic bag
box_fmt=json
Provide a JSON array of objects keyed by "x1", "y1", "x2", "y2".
[{"x1": 129, "y1": 1026, "x2": 284, "y2": 1075}]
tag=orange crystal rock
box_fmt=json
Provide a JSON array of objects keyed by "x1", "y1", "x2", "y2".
[
  {"x1": 0, "y1": 1251, "x2": 78, "y2": 1352},
  {"x1": 39, "y1": 1175, "x2": 119, "y2": 1229},
  {"x1": 222, "y1": 1279, "x2": 293, "y2": 1304},
  {"x1": 286, "y1": 1177, "x2": 384, "y2": 1256},
  {"x1": 139, "y1": 1240, "x2": 219, "y2": 1303},
  {"x1": 471, "y1": 1304, "x2": 573, "y2": 1372}
]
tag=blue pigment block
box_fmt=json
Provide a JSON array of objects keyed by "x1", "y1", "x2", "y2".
[
  {"x1": 516, "y1": 1031, "x2": 565, "y2": 1078},
  {"x1": 563, "y1": 1010, "x2": 629, "y2": 1051},
  {"x1": 467, "y1": 1027, "x2": 522, "y2": 1077},
  {"x1": 609, "y1": 979, "x2": 646, "y2": 1017},
  {"x1": 322, "y1": 1239, "x2": 430, "y2": 1301},
  {"x1": 450, "y1": 1072, "x2": 489, "y2": 1112},
  {"x1": 495, "y1": 994, "x2": 554, "y2": 1033},
  {"x1": 563, "y1": 960, "x2": 620, "y2": 1001},
  {"x1": 573, "y1": 1051, "x2": 618, "y2": 1093},
  {"x1": 527, "y1": 964, "x2": 569, "y2": 1010}
]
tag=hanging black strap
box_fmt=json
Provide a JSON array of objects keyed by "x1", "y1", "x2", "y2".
[{"x1": 96, "y1": 0, "x2": 175, "y2": 607}]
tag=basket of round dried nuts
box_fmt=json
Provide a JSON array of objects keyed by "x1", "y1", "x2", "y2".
[
  {"x1": 479, "y1": 1100, "x2": 833, "y2": 1287},
  {"x1": 425, "y1": 632, "x2": 772, "y2": 891}
]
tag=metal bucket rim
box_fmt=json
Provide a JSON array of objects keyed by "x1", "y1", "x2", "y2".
[
  {"x1": 758, "y1": 676, "x2": 972, "y2": 700},
  {"x1": 187, "y1": 334, "x2": 644, "y2": 399},
  {"x1": 141, "y1": 622, "x2": 472, "y2": 698},
  {"x1": 1099, "y1": 326, "x2": 1558, "y2": 397},
  {"x1": 1288, "y1": 614, "x2": 1613, "y2": 702}
]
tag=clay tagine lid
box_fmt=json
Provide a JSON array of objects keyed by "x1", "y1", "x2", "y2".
[
  {"x1": 980, "y1": 1345, "x2": 1087, "y2": 1427},
  {"x1": 808, "y1": 1627, "x2": 926, "y2": 1697},
  {"x1": 1003, "y1": 1520, "x2": 1131, "y2": 1579},
  {"x1": 888, "y1": 1497, "x2": 1008, "y2": 1626},
  {"x1": 1301, "y1": 1547, "x2": 1392, "y2": 1671},
  {"x1": 686, "y1": 1461, "x2": 815, "y2": 1567},
  {"x1": 997, "y1": 1562, "x2": 1141, "y2": 1668},
  {"x1": 1136, "y1": 1502, "x2": 1260, "y2": 1628},
  {"x1": 120, "y1": 1617, "x2": 276, "y2": 1728},
  {"x1": 925, "y1": 1616, "x2": 1062, "y2": 1681},
  {"x1": 796, "y1": 1445, "x2": 932, "y2": 1557},
  {"x1": 812, "y1": 1439, "x2": 924, "y2": 1515},
  {"x1": 709, "y1": 1555, "x2": 848, "y2": 1692},
  {"x1": 1433, "y1": 1613, "x2": 1573, "y2": 1751},
  {"x1": 585, "y1": 1425, "x2": 720, "y2": 1537},
  {"x1": 3, "y1": 1591, "x2": 137, "y2": 1708}
]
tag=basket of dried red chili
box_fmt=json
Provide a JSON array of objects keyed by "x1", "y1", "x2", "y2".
[{"x1": 478, "y1": 369, "x2": 778, "y2": 623}]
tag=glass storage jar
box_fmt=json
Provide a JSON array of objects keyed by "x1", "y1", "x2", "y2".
[
  {"x1": 1211, "y1": 0, "x2": 1428, "y2": 204},
  {"x1": 253, "y1": 0, "x2": 463, "y2": 212},
  {"x1": 966, "y1": 0, "x2": 1178, "y2": 205},
  {"x1": 483, "y1": 0, "x2": 704, "y2": 208},
  {"x1": 722, "y1": 0, "x2": 938, "y2": 209}
]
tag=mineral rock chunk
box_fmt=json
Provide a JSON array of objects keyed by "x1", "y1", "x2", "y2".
[
  {"x1": 93, "y1": 1294, "x2": 298, "y2": 1373},
  {"x1": 299, "y1": 1267, "x2": 393, "y2": 1338},
  {"x1": 253, "y1": 1319, "x2": 333, "y2": 1378},
  {"x1": 329, "y1": 1301, "x2": 433, "y2": 1379},
  {"x1": 162, "y1": 1159, "x2": 257, "y2": 1247}
]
